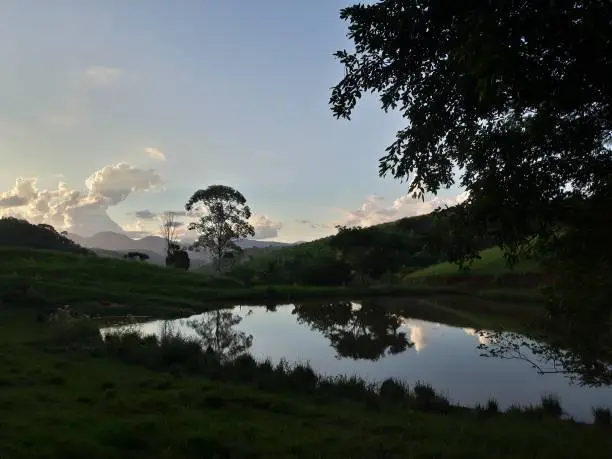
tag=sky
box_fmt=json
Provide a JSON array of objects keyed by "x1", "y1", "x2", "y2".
[{"x1": 0, "y1": 0, "x2": 465, "y2": 243}]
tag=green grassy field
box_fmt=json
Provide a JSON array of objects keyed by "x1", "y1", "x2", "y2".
[
  {"x1": 1, "y1": 311, "x2": 610, "y2": 458},
  {"x1": 2, "y1": 247, "x2": 537, "y2": 317},
  {"x1": 406, "y1": 247, "x2": 541, "y2": 278}
]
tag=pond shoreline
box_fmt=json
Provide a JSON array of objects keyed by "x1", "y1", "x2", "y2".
[{"x1": 100, "y1": 302, "x2": 612, "y2": 424}]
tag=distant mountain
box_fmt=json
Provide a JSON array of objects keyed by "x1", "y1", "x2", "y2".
[{"x1": 66, "y1": 231, "x2": 297, "y2": 269}]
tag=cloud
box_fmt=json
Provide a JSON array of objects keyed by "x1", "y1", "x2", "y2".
[
  {"x1": 0, "y1": 163, "x2": 164, "y2": 237},
  {"x1": 337, "y1": 191, "x2": 470, "y2": 228},
  {"x1": 144, "y1": 147, "x2": 166, "y2": 162},
  {"x1": 296, "y1": 219, "x2": 329, "y2": 229},
  {"x1": 84, "y1": 66, "x2": 123, "y2": 87},
  {"x1": 85, "y1": 163, "x2": 163, "y2": 205},
  {"x1": 133, "y1": 209, "x2": 157, "y2": 220},
  {"x1": 250, "y1": 214, "x2": 282, "y2": 239},
  {"x1": 0, "y1": 195, "x2": 28, "y2": 208},
  {"x1": 163, "y1": 221, "x2": 184, "y2": 229}
]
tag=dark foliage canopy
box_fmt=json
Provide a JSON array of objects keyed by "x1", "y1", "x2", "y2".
[
  {"x1": 186, "y1": 185, "x2": 255, "y2": 272},
  {"x1": 0, "y1": 218, "x2": 89, "y2": 254},
  {"x1": 330, "y1": 0, "x2": 612, "y2": 346},
  {"x1": 330, "y1": 0, "x2": 611, "y2": 252}
]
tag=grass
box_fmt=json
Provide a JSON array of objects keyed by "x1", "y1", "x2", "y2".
[
  {"x1": 407, "y1": 247, "x2": 541, "y2": 278},
  {"x1": 593, "y1": 407, "x2": 612, "y2": 426},
  {"x1": 0, "y1": 247, "x2": 539, "y2": 318},
  {"x1": 1, "y1": 310, "x2": 611, "y2": 458}
]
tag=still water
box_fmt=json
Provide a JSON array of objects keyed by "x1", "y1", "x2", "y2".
[{"x1": 101, "y1": 299, "x2": 612, "y2": 422}]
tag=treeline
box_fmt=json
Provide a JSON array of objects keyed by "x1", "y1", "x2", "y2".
[
  {"x1": 226, "y1": 212, "x2": 496, "y2": 287},
  {"x1": 0, "y1": 217, "x2": 91, "y2": 255}
]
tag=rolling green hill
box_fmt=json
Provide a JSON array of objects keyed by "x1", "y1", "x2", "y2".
[{"x1": 407, "y1": 247, "x2": 541, "y2": 278}]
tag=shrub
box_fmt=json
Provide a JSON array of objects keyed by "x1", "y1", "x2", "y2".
[
  {"x1": 486, "y1": 398, "x2": 500, "y2": 414},
  {"x1": 540, "y1": 393, "x2": 563, "y2": 418},
  {"x1": 593, "y1": 407, "x2": 612, "y2": 426},
  {"x1": 411, "y1": 382, "x2": 450, "y2": 414},
  {"x1": 379, "y1": 378, "x2": 409, "y2": 403}
]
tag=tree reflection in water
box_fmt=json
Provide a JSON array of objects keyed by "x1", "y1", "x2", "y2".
[
  {"x1": 293, "y1": 301, "x2": 412, "y2": 360},
  {"x1": 474, "y1": 330, "x2": 612, "y2": 387},
  {"x1": 185, "y1": 310, "x2": 253, "y2": 361}
]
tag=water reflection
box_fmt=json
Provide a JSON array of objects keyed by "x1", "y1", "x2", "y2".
[
  {"x1": 474, "y1": 330, "x2": 612, "y2": 387},
  {"x1": 101, "y1": 299, "x2": 612, "y2": 422},
  {"x1": 292, "y1": 300, "x2": 412, "y2": 360},
  {"x1": 184, "y1": 310, "x2": 253, "y2": 361}
]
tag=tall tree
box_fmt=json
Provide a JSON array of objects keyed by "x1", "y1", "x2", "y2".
[
  {"x1": 185, "y1": 185, "x2": 255, "y2": 272},
  {"x1": 330, "y1": 1, "x2": 611, "y2": 339},
  {"x1": 160, "y1": 211, "x2": 179, "y2": 260}
]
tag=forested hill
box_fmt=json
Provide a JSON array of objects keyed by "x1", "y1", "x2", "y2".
[
  {"x1": 0, "y1": 217, "x2": 91, "y2": 255},
  {"x1": 223, "y1": 210, "x2": 496, "y2": 286}
]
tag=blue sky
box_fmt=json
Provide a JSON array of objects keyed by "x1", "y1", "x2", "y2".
[{"x1": 0, "y1": 0, "x2": 463, "y2": 242}]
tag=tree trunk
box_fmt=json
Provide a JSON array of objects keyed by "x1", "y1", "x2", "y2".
[{"x1": 216, "y1": 249, "x2": 223, "y2": 272}]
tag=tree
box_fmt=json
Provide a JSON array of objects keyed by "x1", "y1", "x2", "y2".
[
  {"x1": 330, "y1": 225, "x2": 409, "y2": 283},
  {"x1": 124, "y1": 251, "x2": 150, "y2": 262},
  {"x1": 165, "y1": 242, "x2": 190, "y2": 270},
  {"x1": 0, "y1": 217, "x2": 89, "y2": 254},
  {"x1": 330, "y1": 1, "x2": 611, "y2": 339},
  {"x1": 185, "y1": 185, "x2": 255, "y2": 272},
  {"x1": 160, "y1": 211, "x2": 179, "y2": 260}
]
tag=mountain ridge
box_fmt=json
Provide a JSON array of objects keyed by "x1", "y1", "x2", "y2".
[{"x1": 67, "y1": 231, "x2": 297, "y2": 260}]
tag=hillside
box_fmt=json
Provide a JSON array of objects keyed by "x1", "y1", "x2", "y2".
[
  {"x1": 407, "y1": 247, "x2": 541, "y2": 278},
  {"x1": 68, "y1": 231, "x2": 296, "y2": 268},
  {"x1": 223, "y1": 211, "x2": 467, "y2": 285},
  {"x1": 0, "y1": 217, "x2": 90, "y2": 254},
  {"x1": 0, "y1": 246, "x2": 247, "y2": 313}
]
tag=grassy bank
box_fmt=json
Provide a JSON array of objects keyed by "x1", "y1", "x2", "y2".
[
  {"x1": 0, "y1": 311, "x2": 610, "y2": 458},
  {"x1": 0, "y1": 247, "x2": 543, "y2": 318}
]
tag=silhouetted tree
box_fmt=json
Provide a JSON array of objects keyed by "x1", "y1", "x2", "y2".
[
  {"x1": 124, "y1": 251, "x2": 150, "y2": 261},
  {"x1": 165, "y1": 242, "x2": 190, "y2": 270},
  {"x1": 186, "y1": 185, "x2": 255, "y2": 272},
  {"x1": 160, "y1": 211, "x2": 180, "y2": 260},
  {"x1": 330, "y1": 1, "x2": 612, "y2": 339},
  {"x1": 0, "y1": 217, "x2": 89, "y2": 254}
]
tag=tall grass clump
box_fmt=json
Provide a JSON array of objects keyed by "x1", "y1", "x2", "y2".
[
  {"x1": 593, "y1": 407, "x2": 612, "y2": 426},
  {"x1": 47, "y1": 305, "x2": 101, "y2": 349},
  {"x1": 486, "y1": 398, "x2": 500, "y2": 414},
  {"x1": 539, "y1": 393, "x2": 563, "y2": 418},
  {"x1": 411, "y1": 382, "x2": 450, "y2": 414},
  {"x1": 379, "y1": 378, "x2": 409, "y2": 403}
]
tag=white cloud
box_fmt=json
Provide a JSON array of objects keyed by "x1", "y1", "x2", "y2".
[
  {"x1": 250, "y1": 214, "x2": 282, "y2": 239},
  {"x1": 144, "y1": 147, "x2": 166, "y2": 162},
  {"x1": 85, "y1": 162, "x2": 163, "y2": 205},
  {"x1": 0, "y1": 163, "x2": 163, "y2": 237},
  {"x1": 84, "y1": 66, "x2": 123, "y2": 87},
  {"x1": 337, "y1": 191, "x2": 470, "y2": 228}
]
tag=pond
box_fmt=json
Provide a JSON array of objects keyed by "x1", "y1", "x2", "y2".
[{"x1": 101, "y1": 298, "x2": 612, "y2": 422}]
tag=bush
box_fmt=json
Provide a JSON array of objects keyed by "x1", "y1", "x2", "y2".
[
  {"x1": 379, "y1": 378, "x2": 409, "y2": 403},
  {"x1": 540, "y1": 394, "x2": 563, "y2": 418},
  {"x1": 411, "y1": 382, "x2": 450, "y2": 414},
  {"x1": 47, "y1": 306, "x2": 101, "y2": 348},
  {"x1": 593, "y1": 407, "x2": 612, "y2": 426}
]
